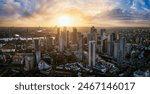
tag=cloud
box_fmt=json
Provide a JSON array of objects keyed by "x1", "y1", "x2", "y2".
[
  {"x1": 0, "y1": 0, "x2": 54, "y2": 19},
  {"x1": 131, "y1": 0, "x2": 150, "y2": 11},
  {"x1": 0, "y1": 0, "x2": 150, "y2": 26},
  {"x1": 97, "y1": 8, "x2": 150, "y2": 20}
]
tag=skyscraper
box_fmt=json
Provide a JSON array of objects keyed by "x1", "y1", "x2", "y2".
[
  {"x1": 108, "y1": 33, "x2": 116, "y2": 56},
  {"x1": 56, "y1": 27, "x2": 60, "y2": 45},
  {"x1": 114, "y1": 42, "x2": 120, "y2": 59},
  {"x1": 100, "y1": 29, "x2": 106, "y2": 37},
  {"x1": 111, "y1": 33, "x2": 116, "y2": 41},
  {"x1": 34, "y1": 39, "x2": 40, "y2": 51},
  {"x1": 46, "y1": 35, "x2": 54, "y2": 50},
  {"x1": 63, "y1": 27, "x2": 69, "y2": 48},
  {"x1": 88, "y1": 26, "x2": 97, "y2": 43},
  {"x1": 102, "y1": 39, "x2": 108, "y2": 53},
  {"x1": 59, "y1": 27, "x2": 69, "y2": 51},
  {"x1": 77, "y1": 32, "x2": 83, "y2": 61},
  {"x1": 89, "y1": 41, "x2": 96, "y2": 67},
  {"x1": 100, "y1": 29, "x2": 107, "y2": 53},
  {"x1": 59, "y1": 31, "x2": 64, "y2": 51},
  {"x1": 72, "y1": 27, "x2": 77, "y2": 44},
  {"x1": 118, "y1": 37, "x2": 126, "y2": 63},
  {"x1": 33, "y1": 39, "x2": 41, "y2": 64},
  {"x1": 66, "y1": 30, "x2": 70, "y2": 48}
]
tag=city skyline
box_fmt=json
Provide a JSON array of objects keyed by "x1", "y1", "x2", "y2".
[
  {"x1": 0, "y1": 25, "x2": 150, "y2": 77},
  {"x1": 0, "y1": 0, "x2": 150, "y2": 27}
]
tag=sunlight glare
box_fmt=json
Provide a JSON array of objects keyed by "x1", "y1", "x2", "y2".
[{"x1": 58, "y1": 15, "x2": 72, "y2": 26}]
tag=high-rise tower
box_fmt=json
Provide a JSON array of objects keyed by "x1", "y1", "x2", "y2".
[{"x1": 89, "y1": 41, "x2": 96, "y2": 67}]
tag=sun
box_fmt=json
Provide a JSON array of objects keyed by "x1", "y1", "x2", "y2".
[{"x1": 58, "y1": 15, "x2": 73, "y2": 26}]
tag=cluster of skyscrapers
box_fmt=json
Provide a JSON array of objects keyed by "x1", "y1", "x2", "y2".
[{"x1": 0, "y1": 26, "x2": 149, "y2": 77}]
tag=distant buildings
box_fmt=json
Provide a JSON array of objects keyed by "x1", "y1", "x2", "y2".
[
  {"x1": 0, "y1": 44, "x2": 15, "y2": 53},
  {"x1": 13, "y1": 52, "x2": 35, "y2": 71},
  {"x1": 13, "y1": 53, "x2": 24, "y2": 64}
]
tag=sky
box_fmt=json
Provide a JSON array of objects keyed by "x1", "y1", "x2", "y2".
[{"x1": 0, "y1": 0, "x2": 150, "y2": 27}]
